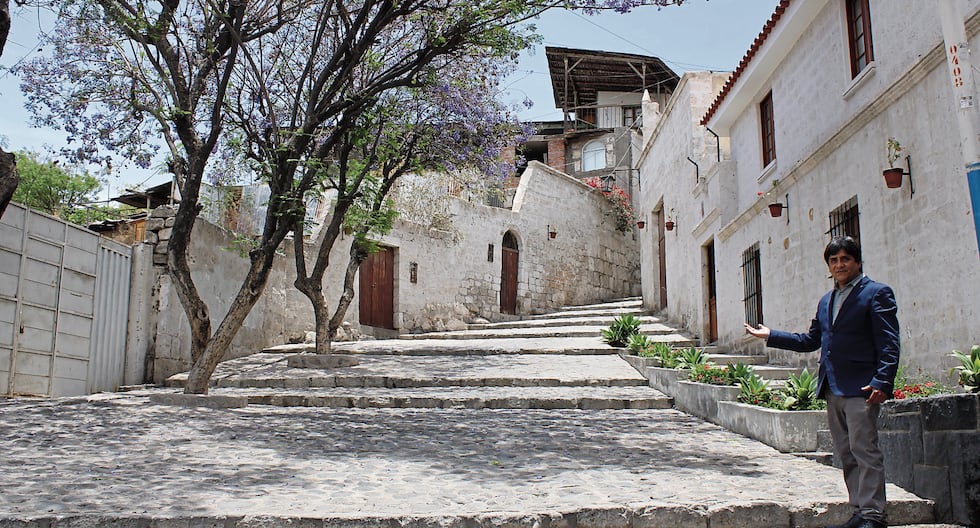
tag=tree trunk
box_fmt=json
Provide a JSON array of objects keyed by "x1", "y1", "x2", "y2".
[
  {"x1": 0, "y1": 0, "x2": 10, "y2": 58},
  {"x1": 313, "y1": 298, "x2": 331, "y2": 355},
  {"x1": 182, "y1": 246, "x2": 279, "y2": 394},
  {"x1": 328, "y1": 241, "x2": 369, "y2": 341},
  {"x1": 0, "y1": 148, "x2": 17, "y2": 219}
]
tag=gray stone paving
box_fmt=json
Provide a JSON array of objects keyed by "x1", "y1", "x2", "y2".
[
  {"x1": 0, "y1": 394, "x2": 932, "y2": 527},
  {"x1": 0, "y1": 298, "x2": 949, "y2": 527}
]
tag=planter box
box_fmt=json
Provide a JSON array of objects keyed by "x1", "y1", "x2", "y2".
[
  {"x1": 716, "y1": 400, "x2": 827, "y2": 453},
  {"x1": 619, "y1": 353, "x2": 659, "y2": 378},
  {"x1": 647, "y1": 366, "x2": 686, "y2": 395},
  {"x1": 674, "y1": 380, "x2": 740, "y2": 421}
]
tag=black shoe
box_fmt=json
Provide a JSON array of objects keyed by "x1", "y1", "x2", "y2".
[
  {"x1": 854, "y1": 519, "x2": 887, "y2": 528},
  {"x1": 825, "y1": 513, "x2": 862, "y2": 528}
]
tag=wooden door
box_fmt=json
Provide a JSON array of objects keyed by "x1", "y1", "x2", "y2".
[
  {"x1": 657, "y1": 209, "x2": 667, "y2": 309},
  {"x1": 358, "y1": 247, "x2": 394, "y2": 329},
  {"x1": 705, "y1": 241, "x2": 718, "y2": 343},
  {"x1": 500, "y1": 232, "x2": 518, "y2": 315}
]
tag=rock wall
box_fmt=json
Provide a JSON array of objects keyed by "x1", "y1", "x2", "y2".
[{"x1": 879, "y1": 394, "x2": 980, "y2": 525}]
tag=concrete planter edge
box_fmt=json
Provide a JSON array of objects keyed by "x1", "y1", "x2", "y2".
[
  {"x1": 716, "y1": 400, "x2": 828, "y2": 453},
  {"x1": 674, "y1": 380, "x2": 740, "y2": 422}
]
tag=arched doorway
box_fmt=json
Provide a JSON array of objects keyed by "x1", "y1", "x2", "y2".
[{"x1": 500, "y1": 232, "x2": 519, "y2": 314}]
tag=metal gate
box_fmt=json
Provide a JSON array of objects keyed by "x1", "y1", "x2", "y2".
[{"x1": 0, "y1": 203, "x2": 132, "y2": 397}]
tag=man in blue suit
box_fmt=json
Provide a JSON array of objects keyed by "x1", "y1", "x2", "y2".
[{"x1": 745, "y1": 236, "x2": 900, "y2": 528}]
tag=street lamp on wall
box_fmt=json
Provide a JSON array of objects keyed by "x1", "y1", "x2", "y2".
[{"x1": 600, "y1": 174, "x2": 615, "y2": 193}]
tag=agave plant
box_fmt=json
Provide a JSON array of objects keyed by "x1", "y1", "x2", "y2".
[
  {"x1": 676, "y1": 347, "x2": 709, "y2": 370},
  {"x1": 600, "y1": 314, "x2": 642, "y2": 347},
  {"x1": 653, "y1": 342, "x2": 680, "y2": 368},
  {"x1": 725, "y1": 362, "x2": 755, "y2": 385},
  {"x1": 737, "y1": 372, "x2": 773, "y2": 406},
  {"x1": 781, "y1": 368, "x2": 820, "y2": 410},
  {"x1": 627, "y1": 333, "x2": 654, "y2": 355},
  {"x1": 950, "y1": 345, "x2": 980, "y2": 393}
]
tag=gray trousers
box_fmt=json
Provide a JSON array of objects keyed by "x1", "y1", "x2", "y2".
[{"x1": 826, "y1": 392, "x2": 886, "y2": 521}]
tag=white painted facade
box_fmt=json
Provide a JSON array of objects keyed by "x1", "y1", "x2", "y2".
[
  {"x1": 638, "y1": 0, "x2": 980, "y2": 380},
  {"x1": 146, "y1": 161, "x2": 640, "y2": 380}
]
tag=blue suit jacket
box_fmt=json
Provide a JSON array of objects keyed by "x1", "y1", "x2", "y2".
[{"x1": 766, "y1": 276, "x2": 900, "y2": 398}]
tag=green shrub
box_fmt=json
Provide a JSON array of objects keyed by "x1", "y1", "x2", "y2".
[
  {"x1": 601, "y1": 314, "x2": 642, "y2": 347},
  {"x1": 893, "y1": 364, "x2": 954, "y2": 399},
  {"x1": 688, "y1": 363, "x2": 733, "y2": 385}
]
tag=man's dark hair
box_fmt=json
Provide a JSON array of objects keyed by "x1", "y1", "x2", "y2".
[{"x1": 824, "y1": 236, "x2": 862, "y2": 264}]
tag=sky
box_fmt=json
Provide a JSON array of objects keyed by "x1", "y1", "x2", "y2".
[{"x1": 0, "y1": 0, "x2": 780, "y2": 199}]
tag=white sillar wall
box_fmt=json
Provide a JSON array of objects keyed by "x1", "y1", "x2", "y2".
[
  {"x1": 646, "y1": 0, "x2": 980, "y2": 379},
  {"x1": 379, "y1": 161, "x2": 641, "y2": 330},
  {"x1": 637, "y1": 72, "x2": 733, "y2": 339},
  {"x1": 149, "y1": 161, "x2": 640, "y2": 379}
]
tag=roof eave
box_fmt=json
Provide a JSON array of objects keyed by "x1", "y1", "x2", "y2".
[{"x1": 706, "y1": 0, "x2": 830, "y2": 134}]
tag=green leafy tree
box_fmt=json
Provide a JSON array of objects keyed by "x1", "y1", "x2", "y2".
[
  {"x1": 11, "y1": 151, "x2": 101, "y2": 221},
  {"x1": 19, "y1": 0, "x2": 685, "y2": 393}
]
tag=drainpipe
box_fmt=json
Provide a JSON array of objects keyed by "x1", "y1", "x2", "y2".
[
  {"x1": 938, "y1": 0, "x2": 980, "y2": 257},
  {"x1": 687, "y1": 157, "x2": 700, "y2": 185},
  {"x1": 705, "y1": 127, "x2": 721, "y2": 162}
]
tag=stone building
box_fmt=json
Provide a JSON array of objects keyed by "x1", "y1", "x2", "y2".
[
  {"x1": 513, "y1": 47, "x2": 678, "y2": 201},
  {"x1": 637, "y1": 0, "x2": 980, "y2": 380}
]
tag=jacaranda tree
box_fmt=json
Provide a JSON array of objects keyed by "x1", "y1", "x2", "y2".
[{"x1": 17, "y1": 0, "x2": 685, "y2": 393}]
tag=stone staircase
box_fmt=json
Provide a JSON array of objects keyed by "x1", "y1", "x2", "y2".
[
  {"x1": 156, "y1": 297, "x2": 945, "y2": 527},
  {"x1": 165, "y1": 298, "x2": 675, "y2": 412}
]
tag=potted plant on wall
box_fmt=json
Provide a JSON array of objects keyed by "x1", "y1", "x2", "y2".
[{"x1": 884, "y1": 137, "x2": 905, "y2": 188}]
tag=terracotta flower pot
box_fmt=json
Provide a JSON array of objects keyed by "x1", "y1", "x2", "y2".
[
  {"x1": 768, "y1": 203, "x2": 784, "y2": 217},
  {"x1": 883, "y1": 167, "x2": 903, "y2": 188},
  {"x1": 665, "y1": 221, "x2": 675, "y2": 231},
  {"x1": 636, "y1": 221, "x2": 646, "y2": 229}
]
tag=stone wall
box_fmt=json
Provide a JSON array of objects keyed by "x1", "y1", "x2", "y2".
[
  {"x1": 141, "y1": 206, "x2": 335, "y2": 382},
  {"x1": 139, "y1": 162, "x2": 640, "y2": 379},
  {"x1": 379, "y1": 161, "x2": 640, "y2": 330},
  {"x1": 879, "y1": 394, "x2": 980, "y2": 525}
]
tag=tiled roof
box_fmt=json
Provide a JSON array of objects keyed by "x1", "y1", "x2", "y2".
[{"x1": 700, "y1": 0, "x2": 792, "y2": 126}]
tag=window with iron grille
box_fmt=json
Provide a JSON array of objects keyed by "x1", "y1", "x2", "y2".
[
  {"x1": 846, "y1": 0, "x2": 874, "y2": 78},
  {"x1": 760, "y1": 92, "x2": 776, "y2": 167},
  {"x1": 742, "y1": 244, "x2": 764, "y2": 327},
  {"x1": 622, "y1": 105, "x2": 641, "y2": 128},
  {"x1": 828, "y1": 196, "x2": 861, "y2": 242}
]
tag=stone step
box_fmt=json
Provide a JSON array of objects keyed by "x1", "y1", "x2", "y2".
[
  {"x1": 707, "y1": 353, "x2": 769, "y2": 366},
  {"x1": 558, "y1": 298, "x2": 642, "y2": 311},
  {"x1": 529, "y1": 306, "x2": 647, "y2": 319},
  {"x1": 468, "y1": 314, "x2": 663, "y2": 330},
  {"x1": 268, "y1": 338, "x2": 631, "y2": 356},
  {"x1": 399, "y1": 323, "x2": 685, "y2": 340},
  {"x1": 186, "y1": 385, "x2": 674, "y2": 410},
  {"x1": 167, "y1": 353, "x2": 650, "y2": 391}
]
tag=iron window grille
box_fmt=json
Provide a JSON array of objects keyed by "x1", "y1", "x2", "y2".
[
  {"x1": 827, "y1": 196, "x2": 861, "y2": 242},
  {"x1": 741, "y1": 243, "x2": 764, "y2": 328}
]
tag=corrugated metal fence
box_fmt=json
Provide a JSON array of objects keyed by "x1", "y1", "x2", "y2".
[{"x1": 0, "y1": 203, "x2": 132, "y2": 397}]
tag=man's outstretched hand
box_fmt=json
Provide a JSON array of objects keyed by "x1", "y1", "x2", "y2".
[{"x1": 744, "y1": 323, "x2": 771, "y2": 340}]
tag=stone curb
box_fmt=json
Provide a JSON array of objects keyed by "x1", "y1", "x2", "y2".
[
  {"x1": 0, "y1": 498, "x2": 938, "y2": 528},
  {"x1": 147, "y1": 393, "x2": 248, "y2": 408}
]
